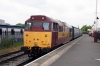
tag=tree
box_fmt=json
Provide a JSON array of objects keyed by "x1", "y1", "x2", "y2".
[
  {"x1": 81, "y1": 25, "x2": 92, "y2": 32},
  {"x1": 16, "y1": 23, "x2": 24, "y2": 26}
]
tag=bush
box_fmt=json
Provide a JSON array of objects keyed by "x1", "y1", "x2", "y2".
[{"x1": 0, "y1": 38, "x2": 14, "y2": 48}]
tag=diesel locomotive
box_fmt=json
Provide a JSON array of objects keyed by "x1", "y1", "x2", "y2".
[{"x1": 21, "y1": 15, "x2": 82, "y2": 58}]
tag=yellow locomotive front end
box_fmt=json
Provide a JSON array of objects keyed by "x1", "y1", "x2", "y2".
[{"x1": 24, "y1": 31, "x2": 52, "y2": 49}]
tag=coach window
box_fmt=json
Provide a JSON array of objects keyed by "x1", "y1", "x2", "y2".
[
  {"x1": 25, "y1": 22, "x2": 31, "y2": 30},
  {"x1": 43, "y1": 22, "x2": 50, "y2": 30}
]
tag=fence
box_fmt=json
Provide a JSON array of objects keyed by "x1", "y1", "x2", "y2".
[{"x1": 0, "y1": 31, "x2": 23, "y2": 43}]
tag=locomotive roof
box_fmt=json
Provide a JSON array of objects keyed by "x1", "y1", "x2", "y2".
[
  {"x1": 62, "y1": 22, "x2": 67, "y2": 27},
  {"x1": 25, "y1": 15, "x2": 64, "y2": 26},
  {"x1": 67, "y1": 24, "x2": 72, "y2": 28},
  {"x1": 62, "y1": 22, "x2": 72, "y2": 28}
]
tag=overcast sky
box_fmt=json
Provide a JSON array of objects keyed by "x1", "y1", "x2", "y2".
[{"x1": 0, "y1": 0, "x2": 100, "y2": 28}]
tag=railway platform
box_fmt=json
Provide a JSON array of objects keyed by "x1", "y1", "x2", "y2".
[
  {"x1": 25, "y1": 34, "x2": 100, "y2": 66},
  {"x1": 50, "y1": 34, "x2": 100, "y2": 66}
]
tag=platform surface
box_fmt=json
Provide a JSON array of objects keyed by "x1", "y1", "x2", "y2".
[{"x1": 50, "y1": 34, "x2": 100, "y2": 66}]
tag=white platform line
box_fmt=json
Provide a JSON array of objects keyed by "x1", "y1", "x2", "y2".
[{"x1": 96, "y1": 59, "x2": 100, "y2": 61}]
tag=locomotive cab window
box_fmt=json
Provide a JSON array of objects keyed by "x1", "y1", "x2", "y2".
[
  {"x1": 43, "y1": 22, "x2": 50, "y2": 30},
  {"x1": 32, "y1": 22, "x2": 42, "y2": 26},
  {"x1": 25, "y1": 22, "x2": 32, "y2": 30}
]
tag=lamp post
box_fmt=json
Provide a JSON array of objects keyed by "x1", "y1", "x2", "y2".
[
  {"x1": 95, "y1": 0, "x2": 98, "y2": 30},
  {"x1": 94, "y1": 0, "x2": 99, "y2": 42}
]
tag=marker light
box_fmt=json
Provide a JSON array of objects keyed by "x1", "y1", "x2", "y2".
[
  {"x1": 42, "y1": 17, "x2": 44, "y2": 19},
  {"x1": 32, "y1": 17, "x2": 34, "y2": 19}
]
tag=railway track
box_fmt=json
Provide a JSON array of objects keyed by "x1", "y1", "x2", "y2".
[
  {"x1": 0, "y1": 54, "x2": 29, "y2": 66},
  {"x1": 0, "y1": 49, "x2": 40, "y2": 66},
  {"x1": 0, "y1": 50, "x2": 22, "y2": 58},
  {"x1": 0, "y1": 50, "x2": 26, "y2": 66}
]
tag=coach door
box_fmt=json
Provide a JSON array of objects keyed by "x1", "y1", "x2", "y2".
[{"x1": 52, "y1": 23, "x2": 58, "y2": 46}]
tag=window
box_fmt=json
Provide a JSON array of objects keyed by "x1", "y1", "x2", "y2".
[
  {"x1": 63, "y1": 27, "x2": 65, "y2": 32},
  {"x1": 32, "y1": 22, "x2": 42, "y2": 26},
  {"x1": 25, "y1": 22, "x2": 32, "y2": 30},
  {"x1": 69, "y1": 28, "x2": 72, "y2": 37},
  {"x1": 61, "y1": 27, "x2": 63, "y2": 32},
  {"x1": 43, "y1": 22, "x2": 50, "y2": 30},
  {"x1": 52, "y1": 23, "x2": 58, "y2": 31},
  {"x1": 59, "y1": 26, "x2": 63, "y2": 32}
]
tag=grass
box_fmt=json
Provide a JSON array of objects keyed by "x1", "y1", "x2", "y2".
[
  {"x1": 0, "y1": 42, "x2": 23, "y2": 51},
  {"x1": 9, "y1": 42, "x2": 23, "y2": 48},
  {"x1": 0, "y1": 38, "x2": 24, "y2": 55}
]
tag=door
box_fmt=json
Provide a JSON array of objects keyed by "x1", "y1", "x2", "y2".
[{"x1": 52, "y1": 23, "x2": 58, "y2": 47}]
